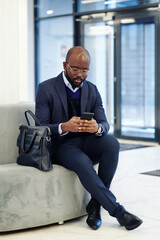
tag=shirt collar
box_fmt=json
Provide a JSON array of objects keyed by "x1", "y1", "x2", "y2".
[{"x1": 62, "y1": 71, "x2": 83, "y2": 93}]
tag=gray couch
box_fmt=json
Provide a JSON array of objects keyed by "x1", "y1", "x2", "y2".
[{"x1": 0, "y1": 103, "x2": 91, "y2": 232}]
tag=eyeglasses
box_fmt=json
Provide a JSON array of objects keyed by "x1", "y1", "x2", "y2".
[{"x1": 66, "y1": 62, "x2": 89, "y2": 75}]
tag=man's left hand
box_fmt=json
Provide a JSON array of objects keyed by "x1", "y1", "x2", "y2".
[{"x1": 78, "y1": 119, "x2": 99, "y2": 133}]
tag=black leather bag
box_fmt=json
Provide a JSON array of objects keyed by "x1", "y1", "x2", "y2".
[{"x1": 17, "y1": 110, "x2": 53, "y2": 171}]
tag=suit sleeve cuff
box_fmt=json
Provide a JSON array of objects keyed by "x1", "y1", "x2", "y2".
[{"x1": 59, "y1": 123, "x2": 69, "y2": 136}]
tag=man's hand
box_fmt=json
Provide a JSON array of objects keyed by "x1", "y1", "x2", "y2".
[
  {"x1": 61, "y1": 116, "x2": 80, "y2": 133},
  {"x1": 78, "y1": 118, "x2": 99, "y2": 133},
  {"x1": 61, "y1": 117, "x2": 99, "y2": 134}
]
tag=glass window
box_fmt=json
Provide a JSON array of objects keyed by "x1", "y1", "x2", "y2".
[
  {"x1": 121, "y1": 20, "x2": 155, "y2": 138},
  {"x1": 35, "y1": 0, "x2": 73, "y2": 18},
  {"x1": 77, "y1": 0, "x2": 159, "y2": 13},
  {"x1": 36, "y1": 16, "x2": 73, "y2": 85}
]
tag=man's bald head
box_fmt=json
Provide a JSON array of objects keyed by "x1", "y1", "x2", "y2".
[{"x1": 66, "y1": 46, "x2": 90, "y2": 64}]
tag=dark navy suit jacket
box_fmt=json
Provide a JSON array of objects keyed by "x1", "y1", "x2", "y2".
[{"x1": 35, "y1": 72, "x2": 110, "y2": 141}]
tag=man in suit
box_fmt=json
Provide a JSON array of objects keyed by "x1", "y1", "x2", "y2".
[{"x1": 36, "y1": 46, "x2": 143, "y2": 230}]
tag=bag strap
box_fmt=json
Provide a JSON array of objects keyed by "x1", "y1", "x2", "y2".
[
  {"x1": 25, "y1": 110, "x2": 41, "y2": 126},
  {"x1": 21, "y1": 129, "x2": 37, "y2": 153}
]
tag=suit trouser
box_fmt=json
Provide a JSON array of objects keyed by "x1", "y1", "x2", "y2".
[{"x1": 54, "y1": 134, "x2": 126, "y2": 218}]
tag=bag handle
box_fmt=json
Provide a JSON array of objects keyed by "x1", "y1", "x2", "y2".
[
  {"x1": 21, "y1": 129, "x2": 37, "y2": 153},
  {"x1": 25, "y1": 110, "x2": 41, "y2": 126}
]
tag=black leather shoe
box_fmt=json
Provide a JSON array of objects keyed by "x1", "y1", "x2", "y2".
[
  {"x1": 117, "y1": 211, "x2": 143, "y2": 230},
  {"x1": 86, "y1": 201, "x2": 102, "y2": 230}
]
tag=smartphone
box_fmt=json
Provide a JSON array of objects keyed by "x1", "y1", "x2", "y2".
[{"x1": 81, "y1": 112, "x2": 94, "y2": 120}]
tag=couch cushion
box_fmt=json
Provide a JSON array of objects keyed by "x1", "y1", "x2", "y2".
[
  {"x1": 0, "y1": 103, "x2": 35, "y2": 164},
  {"x1": 0, "y1": 163, "x2": 89, "y2": 232}
]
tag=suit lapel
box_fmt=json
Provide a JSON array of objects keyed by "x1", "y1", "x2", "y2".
[
  {"x1": 55, "y1": 73, "x2": 68, "y2": 119},
  {"x1": 80, "y1": 81, "x2": 88, "y2": 114}
]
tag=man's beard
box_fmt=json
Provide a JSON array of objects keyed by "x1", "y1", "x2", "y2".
[{"x1": 65, "y1": 71, "x2": 86, "y2": 89}]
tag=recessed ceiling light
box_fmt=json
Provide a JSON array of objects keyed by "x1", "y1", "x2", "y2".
[
  {"x1": 121, "y1": 18, "x2": 135, "y2": 24},
  {"x1": 46, "y1": 10, "x2": 54, "y2": 15}
]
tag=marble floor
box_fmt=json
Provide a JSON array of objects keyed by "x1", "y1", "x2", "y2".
[{"x1": 1, "y1": 144, "x2": 160, "y2": 240}]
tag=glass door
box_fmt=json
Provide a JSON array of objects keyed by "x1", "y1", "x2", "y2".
[
  {"x1": 117, "y1": 15, "x2": 156, "y2": 139},
  {"x1": 82, "y1": 18, "x2": 115, "y2": 133},
  {"x1": 78, "y1": 9, "x2": 158, "y2": 141}
]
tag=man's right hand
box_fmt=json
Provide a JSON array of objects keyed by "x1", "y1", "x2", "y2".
[{"x1": 61, "y1": 117, "x2": 80, "y2": 133}]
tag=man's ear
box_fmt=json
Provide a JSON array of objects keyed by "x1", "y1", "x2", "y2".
[{"x1": 63, "y1": 62, "x2": 67, "y2": 71}]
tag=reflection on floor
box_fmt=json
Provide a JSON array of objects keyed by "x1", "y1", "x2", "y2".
[{"x1": 1, "y1": 145, "x2": 160, "y2": 240}]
